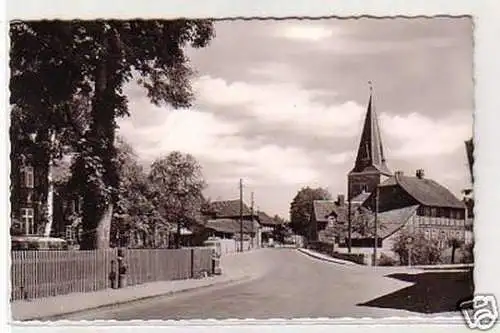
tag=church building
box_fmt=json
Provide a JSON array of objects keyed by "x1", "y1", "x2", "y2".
[{"x1": 330, "y1": 88, "x2": 469, "y2": 262}]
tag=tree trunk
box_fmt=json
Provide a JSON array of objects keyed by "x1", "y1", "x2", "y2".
[
  {"x1": 44, "y1": 130, "x2": 56, "y2": 237},
  {"x1": 79, "y1": 53, "x2": 120, "y2": 249},
  {"x1": 451, "y1": 246, "x2": 456, "y2": 264}
]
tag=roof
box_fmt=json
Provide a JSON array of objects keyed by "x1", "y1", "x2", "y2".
[
  {"x1": 313, "y1": 200, "x2": 348, "y2": 223},
  {"x1": 313, "y1": 200, "x2": 337, "y2": 223},
  {"x1": 350, "y1": 94, "x2": 392, "y2": 176},
  {"x1": 257, "y1": 211, "x2": 287, "y2": 226},
  {"x1": 349, "y1": 205, "x2": 419, "y2": 239},
  {"x1": 351, "y1": 191, "x2": 371, "y2": 204},
  {"x1": 207, "y1": 200, "x2": 252, "y2": 218},
  {"x1": 257, "y1": 211, "x2": 274, "y2": 225},
  {"x1": 375, "y1": 205, "x2": 419, "y2": 238},
  {"x1": 204, "y1": 218, "x2": 256, "y2": 234},
  {"x1": 380, "y1": 175, "x2": 466, "y2": 209}
]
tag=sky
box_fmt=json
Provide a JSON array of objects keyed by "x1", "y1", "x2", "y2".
[{"x1": 117, "y1": 17, "x2": 474, "y2": 219}]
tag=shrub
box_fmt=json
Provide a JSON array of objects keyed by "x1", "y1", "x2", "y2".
[
  {"x1": 392, "y1": 229, "x2": 442, "y2": 265},
  {"x1": 460, "y1": 242, "x2": 474, "y2": 264},
  {"x1": 378, "y1": 253, "x2": 397, "y2": 266}
]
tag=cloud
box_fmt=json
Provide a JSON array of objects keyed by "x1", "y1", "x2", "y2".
[
  {"x1": 117, "y1": 84, "x2": 322, "y2": 187},
  {"x1": 380, "y1": 112, "x2": 472, "y2": 157},
  {"x1": 194, "y1": 75, "x2": 366, "y2": 140},
  {"x1": 274, "y1": 24, "x2": 340, "y2": 42}
]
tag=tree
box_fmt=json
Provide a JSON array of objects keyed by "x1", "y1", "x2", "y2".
[
  {"x1": 271, "y1": 215, "x2": 290, "y2": 243},
  {"x1": 448, "y1": 237, "x2": 464, "y2": 264},
  {"x1": 392, "y1": 229, "x2": 442, "y2": 265},
  {"x1": 112, "y1": 137, "x2": 165, "y2": 248},
  {"x1": 148, "y1": 151, "x2": 206, "y2": 248},
  {"x1": 10, "y1": 20, "x2": 215, "y2": 249},
  {"x1": 289, "y1": 187, "x2": 332, "y2": 238}
]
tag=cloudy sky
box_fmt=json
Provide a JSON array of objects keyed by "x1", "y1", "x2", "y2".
[{"x1": 118, "y1": 17, "x2": 473, "y2": 219}]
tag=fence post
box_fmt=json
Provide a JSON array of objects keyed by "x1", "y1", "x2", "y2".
[{"x1": 190, "y1": 248, "x2": 194, "y2": 279}]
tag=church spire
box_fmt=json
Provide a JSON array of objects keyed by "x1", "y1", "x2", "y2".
[{"x1": 350, "y1": 82, "x2": 391, "y2": 176}]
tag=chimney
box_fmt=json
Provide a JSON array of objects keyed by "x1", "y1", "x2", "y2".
[
  {"x1": 416, "y1": 169, "x2": 425, "y2": 179},
  {"x1": 395, "y1": 171, "x2": 404, "y2": 182},
  {"x1": 337, "y1": 194, "x2": 345, "y2": 206}
]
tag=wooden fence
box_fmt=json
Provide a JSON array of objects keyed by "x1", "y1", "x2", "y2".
[{"x1": 11, "y1": 247, "x2": 213, "y2": 301}]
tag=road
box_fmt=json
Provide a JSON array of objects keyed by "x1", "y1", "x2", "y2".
[{"x1": 59, "y1": 248, "x2": 473, "y2": 320}]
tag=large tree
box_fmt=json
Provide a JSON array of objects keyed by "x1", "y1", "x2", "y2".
[
  {"x1": 10, "y1": 20, "x2": 215, "y2": 249},
  {"x1": 289, "y1": 187, "x2": 332, "y2": 238},
  {"x1": 148, "y1": 151, "x2": 206, "y2": 248}
]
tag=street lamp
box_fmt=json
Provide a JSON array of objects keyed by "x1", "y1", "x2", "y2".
[{"x1": 406, "y1": 236, "x2": 414, "y2": 267}]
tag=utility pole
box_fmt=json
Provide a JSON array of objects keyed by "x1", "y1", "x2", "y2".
[
  {"x1": 373, "y1": 185, "x2": 379, "y2": 266},
  {"x1": 347, "y1": 189, "x2": 352, "y2": 253},
  {"x1": 239, "y1": 178, "x2": 243, "y2": 252},
  {"x1": 250, "y1": 191, "x2": 255, "y2": 249}
]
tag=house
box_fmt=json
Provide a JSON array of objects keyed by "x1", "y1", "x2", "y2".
[
  {"x1": 196, "y1": 199, "x2": 262, "y2": 249},
  {"x1": 10, "y1": 149, "x2": 87, "y2": 248},
  {"x1": 363, "y1": 170, "x2": 467, "y2": 245},
  {"x1": 255, "y1": 211, "x2": 289, "y2": 245}
]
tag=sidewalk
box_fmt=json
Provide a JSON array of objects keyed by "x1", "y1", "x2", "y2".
[
  {"x1": 11, "y1": 275, "x2": 247, "y2": 321},
  {"x1": 297, "y1": 248, "x2": 359, "y2": 266},
  {"x1": 11, "y1": 249, "x2": 271, "y2": 322}
]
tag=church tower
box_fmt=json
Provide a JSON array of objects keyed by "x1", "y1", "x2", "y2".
[{"x1": 348, "y1": 85, "x2": 392, "y2": 200}]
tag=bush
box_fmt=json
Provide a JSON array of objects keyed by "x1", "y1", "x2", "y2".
[
  {"x1": 378, "y1": 253, "x2": 397, "y2": 266},
  {"x1": 392, "y1": 230, "x2": 442, "y2": 265},
  {"x1": 332, "y1": 252, "x2": 366, "y2": 265},
  {"x1": 460, "y1": 242, "x2": 474, "y2": 264}
]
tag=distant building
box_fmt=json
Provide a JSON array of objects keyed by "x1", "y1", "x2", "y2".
[{"x1": 197, "y1": 199, "x2": 262, "y2": 248}]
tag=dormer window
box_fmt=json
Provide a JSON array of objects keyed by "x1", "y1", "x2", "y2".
[{"x1": 21, "y1": 166, "x2": 34, "y2": 188}]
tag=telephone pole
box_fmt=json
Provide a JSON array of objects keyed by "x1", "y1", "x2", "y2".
[
  {"x1": 347, "y1": 190, "x2": 352, "y2": 253},
  {"x1": 251, "y1": 191, "x2": 255, "y2": 249},
  {"x1": 239, "y1": 178, "x2": 244, "y2": 252},
  {"x1": 373, "y1": 185, "x2": 379, "y2": 266}
]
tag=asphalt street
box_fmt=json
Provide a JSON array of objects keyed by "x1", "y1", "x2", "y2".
[{"x1": 58, "y1": 248, "x2": 473, "y2": 320}]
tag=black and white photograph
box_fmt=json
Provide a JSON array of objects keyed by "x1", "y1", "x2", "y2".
[{"x1": 7, "y1": 13, "x2": 489, "y2": 326}]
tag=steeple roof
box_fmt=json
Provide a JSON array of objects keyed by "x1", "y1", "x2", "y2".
[{"x1": 350, "y1": 91, "x2": 391, "y2": 176}]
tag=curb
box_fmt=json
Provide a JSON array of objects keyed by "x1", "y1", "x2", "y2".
[
  {"x1": 15, "y1": 275, "x2": 252, "y2": 322},
  {"x1": 296, "y1": 248, "x2": 358, "y2": 266}
]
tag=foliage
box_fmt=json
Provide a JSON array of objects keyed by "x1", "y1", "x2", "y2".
[
  {"x1": 289, "y1": 187, "x2": 332, "y2": 238},
  {"x1": 149, "y1": 151, "x2": 206, "y2": 248},
  {"x1": 111, "y1": 137, "x2": 166, "y2": 248},
  {"x1": 448, "y1": 237, "x2": 464, "y2": 264},
  {"x1": 378, "y1": 253, "x2": 397, "y2": 266},
  {"x1": 392, "y1": 229, "x2": 442, "y2": 265},
  {"x1": 460, "y1": 241, "x2": 474, "y2": 264},
  {"x1": 271, "y1": 216, "x2": 291, "y2": 243},
  {"x1": 10, "y1": 20, "x2": 215, "y2": 249}
]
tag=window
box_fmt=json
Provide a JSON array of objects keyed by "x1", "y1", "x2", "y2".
[
  {"x1": 65, "y1": 225, "x2": 75, "y2": 241},
  {"x1": 361, "y1": 184, "x2": 368, "y2": 192},
  {"x1": 71, "y1": 198, "x2": 82, "y2": 214},
  {"x1": 424, "y1": 207, "x2": 431, "y2": 216},
  {"x1": 20, "y1": 208, "x2": 35, "y2": 235},
  {"x1": 21, "y1": 166, "x2": 34, "y2": 188},
  {"x1": 430, "y1": 208, "x2": 437, "y2": 217}
]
